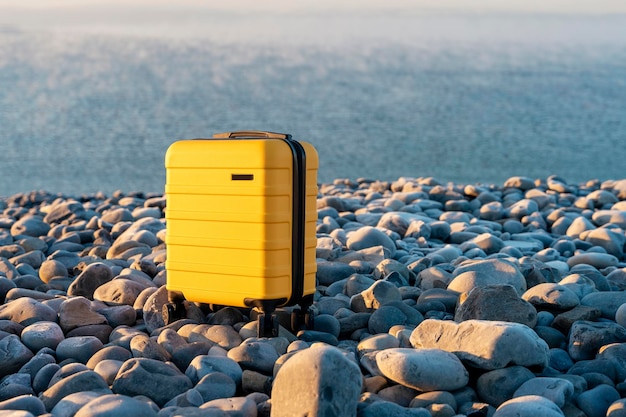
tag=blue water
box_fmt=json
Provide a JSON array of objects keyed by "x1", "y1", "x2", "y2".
[{"x1": 1, "y1": 11, "x2": 625, "y2": 196}]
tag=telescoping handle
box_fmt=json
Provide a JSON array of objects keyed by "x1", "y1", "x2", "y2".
[{"x1": 213, "y1": 131, "x2": 292, "y2": 140}]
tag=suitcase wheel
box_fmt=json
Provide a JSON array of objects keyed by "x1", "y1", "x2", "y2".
[
  {"x1": 162, "y1": 302, "x2": 186, "y2": 325},
  {"x1": 257, "y1": 313, "x2": 279, "y2": 338}
]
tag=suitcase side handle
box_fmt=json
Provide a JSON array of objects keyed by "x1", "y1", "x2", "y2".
[{"x1": 213, "y1": 131, "x2": 292, "y2": 140}]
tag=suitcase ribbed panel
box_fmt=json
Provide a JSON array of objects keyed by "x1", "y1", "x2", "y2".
[{"x1": 165, "y1": 138, "x2": 317, "y2": 308}]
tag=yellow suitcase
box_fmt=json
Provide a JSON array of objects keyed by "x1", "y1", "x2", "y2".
[{"x1": 164, "y1": 131, "x2": 318, "y2": 335}]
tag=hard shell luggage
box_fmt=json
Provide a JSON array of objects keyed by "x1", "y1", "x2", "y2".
[{"x1": 163, "y1": 131, "x2": 318, "y2": 336}]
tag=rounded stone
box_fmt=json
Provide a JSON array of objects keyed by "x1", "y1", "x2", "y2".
[
  {"x1": 607, "y1": 399, "x2": 626, "y2": 417},
  {"x1": 448, "y1": 258, "x2": 526, "y2": 296},
  {"x1": 185, "y1": 355, "x2": 243, "y2": 386},
  {"x1": 10, "y1": 216, "x2": 50, "y2": 237},
  {"x1": 0, "y1": 297, "x2": 58, "y2": 326},
  {"x1": 347, "y1": 226, "x2": 396, "y2": 258},
  {"x1": 56, "y1": 336, "x2": 104, "y2": 364},
  {"x1": 493, "y1": 395, "x2": 565, "y2": 417},
  {"x1": 0, "y1": 395, "x2": 46, "y2": 416},
  {"x1": 74, "y1": 394, "x2": 158, "y2": 417},
  {"x1": 513, "y1": 377, "x2": 574, "y2": 408},
  {"x1": 361, "y1": 280, "x2": 402, "y2": 309},
  {"x1": 476, "y1": 366, "x2": 535, "y2": 407},
  {"x1": 112, "y1": 358, "x2": 193, "y2": 407},
  {"x1": 142, "y1": 285, "x2": 169, "y2": 333},
  {"x1": 49, "y1": 391, "x2": 103, "y2": 417},
  {"x1": 521, "y1": 283, "x2": 580, "y2": 310},
  {"x1": 20, "y1": 321, "x2": 65, "y2": 351},
  {"x1": 271, "y1": 345, "x2": 363, "y2": 417},
  {"x1": 58, "y1": 296, "x2": 108, "y2": 334},
  {"x1": 195, "y1": 372, "x2": 237, "y2": 403},
  {"x1": 0, "y1": 334, "x2": 34, "y2": 379},
  {"x1": 455, "y1": 284, "x2": 537, "y2": 328},
  {"x1": 316, "y1": 261, "x2": 356, "y2": 286},
  {"x1": 40, "y1": 370, "x2": 111, "y2": 411},
  {"x1": 86, "y1": 345, "x2": 133, "y2": 369},
  {"x1": 130, "y1": 334, "x2": 171, "y2": 362},
  {"x1": 94, "y1": 278, "x2": 150, "y2": 306},
  {"x1": 67, "y1": 262, "x2": 115, "y2": 299},
  {"x1": 410, "y1": 319, "x2": 550, "y2": 370},
  {"x1": 199, "y1": 396, "x2": 257, "y2": 416},
  {"x1": 38, "y1": 260, "x2": 69, "y2": 283},
  {"x1": 368, "y1": 305, "x2": 408, "y2": 334},
  {"x1": 576, "y1": 384, "x2": 621, "y2": 417},
  {"x1": 227, "y1": 340, "x2": 279, "y2": 374},
  {"x1": 188, "y1": 325, "x2": 243, "y2": 350},
  {"x1": 375, "y1": 348, "x2": 469, "y2": 391},
  {"x1": 93, "y1": 360, "x2": 124, "y2": 385}
]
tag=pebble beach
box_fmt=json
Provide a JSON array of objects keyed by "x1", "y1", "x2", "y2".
[{"x1": 1, "y1": 175, "x2": 626, "y2": 417}]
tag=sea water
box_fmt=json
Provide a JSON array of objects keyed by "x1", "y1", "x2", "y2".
[{"x1": 1, "y1": 11, "x2": 625, "y2": 196}]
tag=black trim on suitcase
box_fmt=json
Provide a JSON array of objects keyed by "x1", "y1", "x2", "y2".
[{"x1": 281, "y1": 137, "x2": 306, "y2": 306}]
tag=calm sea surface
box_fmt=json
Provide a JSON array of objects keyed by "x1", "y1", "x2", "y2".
[{"x1": 1, "y1": 11, "x2": 625, "y2": 196}]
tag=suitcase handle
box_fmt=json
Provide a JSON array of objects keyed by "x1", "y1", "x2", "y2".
[{"x1": 213, "y1": 131, "x2": 292, "y2": 140}]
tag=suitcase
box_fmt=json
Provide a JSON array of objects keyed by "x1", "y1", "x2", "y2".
[{"x1": 163, "y1": 131, "x2": 318, "y2": 336}]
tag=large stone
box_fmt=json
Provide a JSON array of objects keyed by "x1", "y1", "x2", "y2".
[
  {"x1": 513, "y1": 377, "x2": 575, "y2": 408},
  {"x1": 74, "y1": 394, "x2": 158, "y2": 417},
  {"x1": 56, "y1": 336, "x2": 104, "y2": 364},
  {"x1": 10, "y1": 216, "x2": 50, "y2": 237},
  {"x1": 521, "y1": 283, "x2": 580, "y2": 310},
  {"x1": 50, "y1": 391, "x2": 110, "y2": 417},
  {"x1": 20, "y1": 321, "x2": 65, "y2": 351},
  {"x1": 583, "y1": 228, "x2": 625, "y2": 259},
  {"x1": 576, "y1": 384, "x2": 621, "y2": 417},
  {"x1": 112, "y1": 358, "x2": 193, "y2": 407},
  {"x1": 58, "y1": 297, "x2": 108, "y2": 333},
  {"x1": 455, "y1": 284, "x2": 537, "y2": 327},
  {"x1": 200, "y1": 396, "x2": 257, "y2": 416},
  {"x1": 581, "y1": 291, "x2": 626, "y2": 319},
  {"x1": 227, "y1": 340, "x2": 279, "y2": 374},
  {"x1": 361, "y1": 280, "x2": 402, "y2": 309},
  {"x1": 93, "y1": 278, "x2": 150, "y2": 306},
  {"x1": 448, "y1": 258, "x2": 527, "y2": 296},
  {"x1": 0, "y1": 335, "x2": 34, "y2": 379},
  {"x1": 346, "y1": 226, "x2": 396, "y2": 258},
  {"x1": 189, "y1": 325, "x2": 243, "y2": 350},
  {"x1": 114, "y1": 217, "x2": 165, "y2": 243},
  {"x1": 40, "y1": 370, "x2": 111, "y2": 411},
  {"x1": 567, "y1": 253, "x2": 619, "y2": 269},
  {"x1": 67, "y1": 262, "x2": 115, "y2": 299},
  {"x1": 476, "y1": 366, "x2": 535, "y2": 407},
  {"x1": 360, "y1": 400, "x2": 431, "y2": 417},
  {"x1": 493, "y1": 395, "x2": 565, "y2": 417},
  {"x1": 185, "y1": 355, "x2": 243, "y2": 386},
  {"x1": 271, "y1": 345, "x2": 362, "y2": 417},
  {"x1": 375, "y1": 348, "x2": 469, "y2": 391},
  {"x1": 142, "y1": 285, "x2": 169, "y2": 333},
  {"x1": 410, "y1": 319, "x2": 549, "y2": 370},
  {"x1": 568, "y1": 321, "x2": 626, "y2": 361},
  {"x1": 0, "y1": 395, "x2": 46, "y2": 415},
  {"x1": 0, "y1": 297, "x2": 57, "y2": 326}
]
